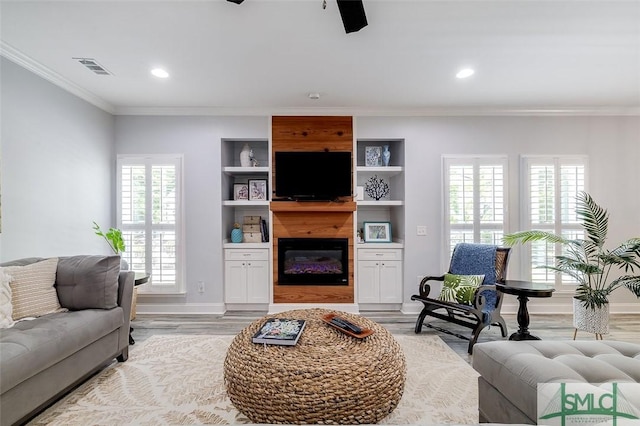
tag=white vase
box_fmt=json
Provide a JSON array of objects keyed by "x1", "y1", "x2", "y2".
[
  {"x1": 382, "y1": 145, "x2": 391, "y2": 167},
  {"x1": 240, "y1": 143, "x2": 252, "y2": 167},
  {"x1": 573, "y1": 297, "x2": 609, "y2": 335}
]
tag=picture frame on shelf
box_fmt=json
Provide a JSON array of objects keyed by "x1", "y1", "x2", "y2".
[
  {"x1": 248, "y1": 179, "x2": 268, "y2": 201},
  {"x1": 233, "y1": 183, "x2": 249, "y2": 200},
  {"x1": 365, "y1": 146, "x2": 382, "y2": 167},
  {"x1": 363, "y1": 222, "x2": 392, "y2": 243}
]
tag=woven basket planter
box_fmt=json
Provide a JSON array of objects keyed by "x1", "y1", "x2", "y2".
[
  {"x1": 573, "y1": 297, "x2": 609, "y2": 335},
  {"x1": 224, "y1": 308, "x2": 406, "y2": 424}
]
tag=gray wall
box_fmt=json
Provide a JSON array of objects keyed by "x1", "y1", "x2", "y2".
[
  {"x1": 117, "y1": 114, "x2": 639, "y2": 313},
  {"x1": 0, "y1": 57, "x2": 115, "y2": 260},
  {"x1": 114, "y1": 116, "x2": 269, "y2": 311},
  {"x1": 357, "y1": 116, "x2": 640, "y2": 312}
]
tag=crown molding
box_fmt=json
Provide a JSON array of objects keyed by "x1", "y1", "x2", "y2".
[
  {"x1": 1, "y1": 41, "x2": 115, "y2": 114},
  {"x1": 114, "y1": 105, "x2": 640, "y2": 117}
]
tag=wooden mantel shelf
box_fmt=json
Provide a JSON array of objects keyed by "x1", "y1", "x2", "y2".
[{"x1": 270, "y1": 200, "x2": 356, "y2": 212}]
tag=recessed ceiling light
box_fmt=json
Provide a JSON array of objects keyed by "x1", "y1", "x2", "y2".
[
  {"x1": 308, "y1": 92, "x2": 321, "y2": 100},
  {"x1": 456, "y1": 68, "x2": 475, "y2": 79},
  {"x1": 151, "y1": 68, "x2": 169, "y2": 79}
]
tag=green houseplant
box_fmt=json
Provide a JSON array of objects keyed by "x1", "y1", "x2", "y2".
[
  {"x1": 92, "y1": 221, "x2": 125, "y2": 254},
  {"x1": 503, "y1": 192, "x2": 640, "y2": 333}
]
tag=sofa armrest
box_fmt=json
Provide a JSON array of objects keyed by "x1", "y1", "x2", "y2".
[{"x1": 117, "y1": 270, "x2": 135, "y2": 352}]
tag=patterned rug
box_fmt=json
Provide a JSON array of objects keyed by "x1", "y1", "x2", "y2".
[{"x1": 29, "y1": 334, "x2": 479, "y2": 425}]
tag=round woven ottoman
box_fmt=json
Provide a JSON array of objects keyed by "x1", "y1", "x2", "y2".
[{"x1": 224, "y1": 308, "x2": 406, "y2": 424}]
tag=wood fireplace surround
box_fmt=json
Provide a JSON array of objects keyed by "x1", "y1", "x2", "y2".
[{"x1": 271, "y1": 116, "x2": 355, "y2": 304}]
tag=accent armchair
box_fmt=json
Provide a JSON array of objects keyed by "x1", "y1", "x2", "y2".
[{"x1": 411, "y1": 243, "x2": 511, "y2": 354}]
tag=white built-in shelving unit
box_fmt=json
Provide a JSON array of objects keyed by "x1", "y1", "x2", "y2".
[
  {"x1": 221, "y1": 139, "x2": 271, "y2": 306},
  {"x1": 355, "y1": 139, "x2": 405, "y2": 307}
]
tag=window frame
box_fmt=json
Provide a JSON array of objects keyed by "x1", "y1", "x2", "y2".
[
  {"x1": 443, "y1": 155, "x2": 509, "y2": 261},
  {"x1": 520, "y1": 155, "x2": 588, "y2": 289},
  {"x1": 116, "y1": 154, "x2": 185, "y2": 294}
]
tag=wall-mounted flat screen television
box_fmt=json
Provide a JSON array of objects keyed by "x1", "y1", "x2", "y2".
[{"x1": 275, "y1": 151, "x2": 352, "y2": 201}]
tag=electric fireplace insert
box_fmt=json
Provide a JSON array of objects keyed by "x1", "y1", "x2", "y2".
[{"x1": 278, "y1": 238, "x2": 349, "y2": 285}]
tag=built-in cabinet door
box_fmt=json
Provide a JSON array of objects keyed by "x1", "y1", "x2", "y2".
[
  {"x1": 357, "y1": 248, "x2": 403, "y2": 304},
  {"x1": 224, "y1": 260, "x2": 248, "y2": 303},
  {"x1": 357, "y1": 260, "x2": 380, "y2": 303},
  {"x1": 246, "y1": 260, "x2": 270, "y2": 303},
  {"x1": 224, "y1": 249, "x2": 270, "y2": 304},
  {"x1": 379, "y1": 261, "x2": 403, "y2": 303}
]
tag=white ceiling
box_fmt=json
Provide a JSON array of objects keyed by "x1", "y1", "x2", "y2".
[{"x1": 1, "y1": 0, "x2": 639, "y2": 115}]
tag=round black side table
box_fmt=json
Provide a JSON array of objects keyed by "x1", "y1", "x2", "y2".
[{"x1": 496, "y1": 280, "x2": 554, "y2": 341}]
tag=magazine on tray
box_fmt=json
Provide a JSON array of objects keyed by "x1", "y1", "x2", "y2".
[{"x1": 252, "y1": 318, "x2": 306, "y2": 346}]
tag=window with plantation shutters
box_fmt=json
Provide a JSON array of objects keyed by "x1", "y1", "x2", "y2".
[
  {"x1": 117, "y1": 155, "x2": 184, "y2": 293},
  {"x1": 444, "y1": 156, "x2": 508, "y2": 256},
  {"x1": 523, "y1": 156, "x2": 587, "y2": 286}
]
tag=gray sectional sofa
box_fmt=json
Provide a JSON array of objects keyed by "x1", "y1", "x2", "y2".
[
  {"x1": 473, "y1": 340, "x2": 640, "y2": 424},
  {"x1": 0, "y1": 255, "x2": 134, "y2": 426}
]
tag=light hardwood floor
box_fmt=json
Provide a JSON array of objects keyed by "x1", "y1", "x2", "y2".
[{"x1": 130, "y1": 311, "x2": 640, "y2": 363}]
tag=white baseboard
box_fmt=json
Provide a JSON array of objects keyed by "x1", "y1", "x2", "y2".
[
  {"x1": 358, "y1": 303, "x2": 403, "y2": 312},
  {"x1": 135, "y1": 301, "x2": 638, "y2": 316},
  {"x1": 135, "y1": 303, "x2": 226, "y2": 315}
]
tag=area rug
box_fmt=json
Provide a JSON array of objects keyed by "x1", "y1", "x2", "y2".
[{"x1": 29, "y1": 334, "x2": 479, "y2": 425}]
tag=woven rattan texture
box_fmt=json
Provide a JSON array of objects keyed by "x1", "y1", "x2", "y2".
[{"x1": 223, "y1": 308, "x2": 407, "y2": 424}]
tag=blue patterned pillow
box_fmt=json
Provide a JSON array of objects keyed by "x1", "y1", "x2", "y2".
[{"x1": 438, "y1": 273, "x2": 485, "y2": 305}]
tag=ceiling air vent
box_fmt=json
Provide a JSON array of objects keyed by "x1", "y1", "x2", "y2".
[{"x1": 73, "y1": 57, "x2": 112, "y2": 75}]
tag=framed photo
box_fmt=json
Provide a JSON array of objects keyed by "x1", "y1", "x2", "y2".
[
  {"x1": 363, "y1": 222, "x2": 392, "y2": 243},
  {"x1": 365, "y1": 146, "x2": 382, "y2": 167},
  {"x1": 233, "y1": 183, "x2": 249, "y2": 200},
  {"x1": 248, "y1": 179, "x2": 268, "y2": 201}
]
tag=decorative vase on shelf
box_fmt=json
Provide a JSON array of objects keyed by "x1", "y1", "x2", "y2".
[
  {"x1": 231, "y1": 224, "x2": 243, "y2": 243},
  {"x1": 240, "y1": 143, "x2": 252, "y2": 167},
  {"x1": 382, "y1": 145, "x2": 391, "y2": 167}
]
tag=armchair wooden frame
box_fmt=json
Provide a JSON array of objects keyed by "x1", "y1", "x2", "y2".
[{"x1": 411, "y1": 247, "x2": 511, "y2": 354}]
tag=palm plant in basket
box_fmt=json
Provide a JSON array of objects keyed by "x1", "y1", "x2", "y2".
[{"x1": 503, "y1": 192, "x2": 640, "y2": 333}]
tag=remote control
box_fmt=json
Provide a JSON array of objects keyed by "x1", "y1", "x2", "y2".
[{"x1": 330, "y1": 317, "x2": 363, "y2": 334}]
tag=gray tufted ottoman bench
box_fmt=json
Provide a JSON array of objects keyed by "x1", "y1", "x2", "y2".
[{"x1": 472, "y1": 340, "x2": 640, "y2": 424}]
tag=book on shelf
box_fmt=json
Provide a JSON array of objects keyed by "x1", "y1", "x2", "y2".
[
  {"x1": 261, "y1": 218, "x2": 269, "y2": 242},
  {"x1": 252, "y1": 318, "x2": 306, "y2": 346}
]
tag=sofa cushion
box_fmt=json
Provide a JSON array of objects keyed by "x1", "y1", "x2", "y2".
[
  {"x1": 4, "y1": 258, "x2": 67, "y2": 320},
  {"x1": 473, "y1": 340, "x2": 640, "y2": 422},
  {"x1": 55, "y1": 255, "x2": 121, "y2": 310},
  {"x1": 0, "y1": 307, "x2": 124, "y2": 392},
  {"x1": 0, "y1": 268, "x2": 14, "y2": 329}
]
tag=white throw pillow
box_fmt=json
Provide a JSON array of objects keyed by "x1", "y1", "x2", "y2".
[
  {"x1": 0, "y1": 267, "x2": 15, "y2": 328},
  {"x1": 5, "y1": 258, "x2": 67, "y2": 321}
]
